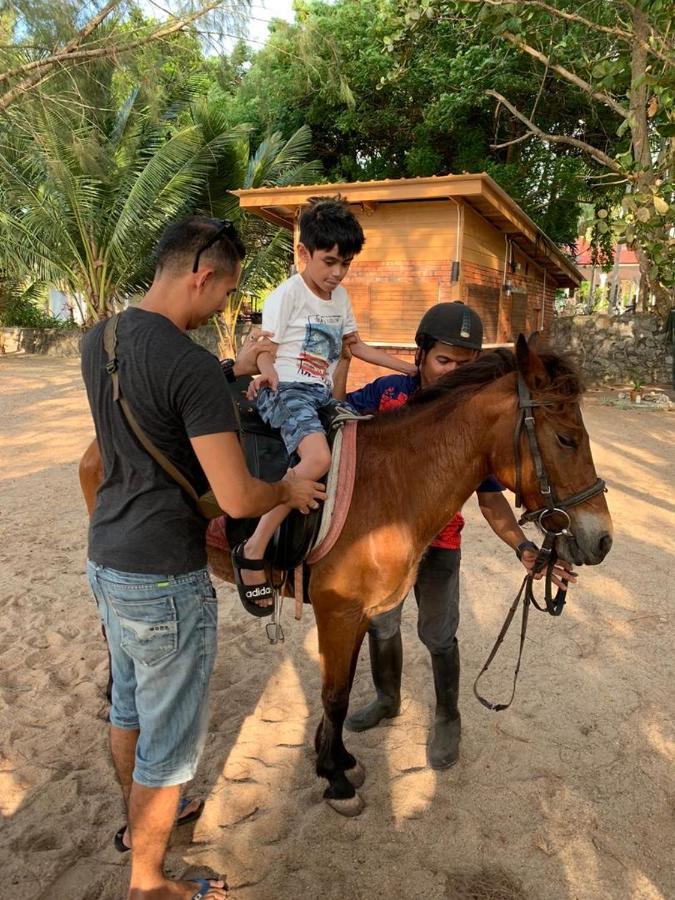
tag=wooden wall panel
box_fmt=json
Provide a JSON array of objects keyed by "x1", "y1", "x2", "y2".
[
  {"x1": 353, "y1": 201, "x2": 459, "y2": 262},
  {"x1": 462, "y1": 206, "x2": 506, "y2": 271}
]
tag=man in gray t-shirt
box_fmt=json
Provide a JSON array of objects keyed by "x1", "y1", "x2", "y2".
[{"x1": 82, "y1": 217, "x2": 325, "y2": 900}]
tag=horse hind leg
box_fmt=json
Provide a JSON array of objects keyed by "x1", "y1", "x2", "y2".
[{"x1": 313, "y1": 600, "x2": 368, "y2": 816}]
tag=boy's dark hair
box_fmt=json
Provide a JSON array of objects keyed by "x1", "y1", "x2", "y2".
[
  {"x1": 299, "y1": 196, "x2": 365, "y2": 258},
  {"x1": 155, "y1": 216, "x2": 246, "y2": 275}
]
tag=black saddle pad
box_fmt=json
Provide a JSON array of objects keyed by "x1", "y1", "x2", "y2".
[{"x1": 224, "y1": 376, "x2": 324, "y2": 572}]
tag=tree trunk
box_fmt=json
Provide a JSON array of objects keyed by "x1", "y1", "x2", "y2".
[{"x1": 628, "y1": 8, "x2": 672, "y2": 319}]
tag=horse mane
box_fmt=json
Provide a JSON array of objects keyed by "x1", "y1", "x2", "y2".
[{"x1": 406, "y1": 345, "x2": 585, "y2": 412}]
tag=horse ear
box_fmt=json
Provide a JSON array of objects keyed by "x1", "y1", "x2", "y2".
[{"x1": 516, "y1": 332, "x2": 548, "y2": 388}]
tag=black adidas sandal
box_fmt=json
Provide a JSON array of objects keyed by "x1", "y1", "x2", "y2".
[{"x1": 231, "y1": 542, "x2": 276, "y2": 618}]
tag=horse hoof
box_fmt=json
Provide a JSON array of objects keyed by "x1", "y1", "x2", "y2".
[
  {"x1": 345, "y1": 761, "x2": 366, "y2": 789},
  {"x1": 326, "y1": 793, "x2": 365, "y2": 817}
]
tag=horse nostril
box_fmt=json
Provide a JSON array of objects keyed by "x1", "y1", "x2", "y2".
[{"x1": 599, "y1": 533, "x2": 613, "y2": 556}]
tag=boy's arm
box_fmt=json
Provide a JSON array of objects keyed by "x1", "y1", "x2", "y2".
[
  {"x1": 347, "y1": 332, "x2": 416, "y2": 376},
  {"x1": 332, "y1": 337, "x2": 354, "y2": 400},
  {"x1": 247, "y1": 344, "x2": 279, "y2": 398}
]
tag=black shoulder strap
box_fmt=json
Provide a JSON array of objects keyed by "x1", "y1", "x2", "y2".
[{"x1": 102, "y1": 313, "x2": 200, "y2": 504}]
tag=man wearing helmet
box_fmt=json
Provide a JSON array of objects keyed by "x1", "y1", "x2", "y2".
[{"x1": 336, "y1": 302, "x2": 567, "y2": 770}]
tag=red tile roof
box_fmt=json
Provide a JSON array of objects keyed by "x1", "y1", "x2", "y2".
[{"x1": 575, "y1": 238, "x2": 639, "y2": 266}]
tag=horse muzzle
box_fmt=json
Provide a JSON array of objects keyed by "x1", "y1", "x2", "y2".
[{"x1": 556, "y1": 526, "x2": 612, "y2": 566}]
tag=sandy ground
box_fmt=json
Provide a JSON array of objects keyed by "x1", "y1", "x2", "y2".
[{"x1": 0, "y1": 356, "x2": 673, "y2": 900}]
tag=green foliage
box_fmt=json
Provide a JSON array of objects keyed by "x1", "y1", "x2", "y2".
[
  {"x1": 225, "y1": 0, "x2": 618, "y2": 245},
  {"x1": 0, "y1": 89, "x2": 320, "y2": 322},
  {"x1": 399, "y1": 0, "x2": 674, "y2": 312},
  {"x1": 0, "y1": 283, "x2": 69, "y2": 329}
]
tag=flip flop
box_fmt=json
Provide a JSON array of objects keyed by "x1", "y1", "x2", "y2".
[
  {"x1": 190, "y1": 878, "x2": 227, "y2": 899},
  {"x1": 113, "y1": 797, "x2": 205, "y2": 853},
  {"x1": 231, "y1": 541, "x2": 275, "y2": 618}
]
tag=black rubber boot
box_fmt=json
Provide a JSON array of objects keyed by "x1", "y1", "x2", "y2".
[
  {"x1": 345, "y1": 631, "x2": 402, "y2": 732},
  {"x1": 428, "y1": 640, "x2": 461, "y2": 769}
]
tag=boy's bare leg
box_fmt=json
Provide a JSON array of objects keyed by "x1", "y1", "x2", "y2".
[
  {"x1": 127, "y1": 783, "x2": 226, "y2": 899},
  {"x1": 238, "y1": 432, "x2": 330, "y2": 604}
]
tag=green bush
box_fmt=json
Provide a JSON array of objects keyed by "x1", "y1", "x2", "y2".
[{"x1": 0, "y1": 296, "x2": 73, "y2": 329}]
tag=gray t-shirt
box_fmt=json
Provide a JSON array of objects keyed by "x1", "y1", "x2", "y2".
[{"x1": 81, "y1": 307, "x2": 238, "y2": 574}]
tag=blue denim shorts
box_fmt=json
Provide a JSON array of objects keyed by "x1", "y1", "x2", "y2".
[
  {"x1": 257, "y1": 381, "x2": 336, "y2": 454},
  {"x1": 87, "y1": 561, "x2": 218, "y2": 788}
]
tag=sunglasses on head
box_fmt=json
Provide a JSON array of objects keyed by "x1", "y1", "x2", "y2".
[{"x1": 192, "y1": 220, "x2": 239, "y2": 273}]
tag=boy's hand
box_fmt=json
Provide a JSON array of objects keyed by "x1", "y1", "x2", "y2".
[
  {"x1": 246, "y1": 371, "x2": 278, "y2": 400},
  {"x1": 256, "y1": 371, "x2": 279, "y2": 393},
  {"x1": 341, "y1": 333, "x2": 357, "y2": 360},
  {"x1": 246, "y1": 377, "x2": 260, "y2": 401},
  {"x1": 282, "y1": 469, "x2": 326, "y2": 514}
]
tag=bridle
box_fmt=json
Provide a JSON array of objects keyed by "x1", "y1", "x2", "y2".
[{"x1": 473, "y1": 371, "x2": 607, "y2": 712}]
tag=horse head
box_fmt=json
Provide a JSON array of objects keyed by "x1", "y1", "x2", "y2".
[{"x1": 491, "y1": 334, "x2": 612, "y2": 567}]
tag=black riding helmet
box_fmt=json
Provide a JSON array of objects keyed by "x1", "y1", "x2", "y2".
[{"x1": 415, "y1": 301, "x2": 483, "y2": 351}]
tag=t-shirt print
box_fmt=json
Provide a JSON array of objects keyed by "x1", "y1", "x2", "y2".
[{"x1": 297, "y1": 315, "x2": 343, "y2": 380}]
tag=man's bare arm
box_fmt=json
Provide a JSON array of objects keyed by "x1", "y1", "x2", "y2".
[{"x1": 191, "y1": 432, "x2": 324, "y2": 517}]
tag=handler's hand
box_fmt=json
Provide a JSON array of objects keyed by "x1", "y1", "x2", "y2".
[
  {"x1": 233, "y1": 328, "x2": 277, "y2": 377},
  {"x1": 283, "y1": 468, "x2": 326, "y2": 515},
  {"x1": 520, "y1": 548, "x2": 578, "y2": 592}
]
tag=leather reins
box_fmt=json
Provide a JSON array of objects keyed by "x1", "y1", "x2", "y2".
[{"x1": 473, "y1": 372, "x2": 607, "y2": 712}]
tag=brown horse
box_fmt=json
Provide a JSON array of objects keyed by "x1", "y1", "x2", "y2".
[{"x1": 79, "y1": 336, "x2": 612, "y2": 815}]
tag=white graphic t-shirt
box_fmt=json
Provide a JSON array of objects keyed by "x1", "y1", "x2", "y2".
[{"x1": 262, "y1": 273, "x2": 358, "y2": 387}]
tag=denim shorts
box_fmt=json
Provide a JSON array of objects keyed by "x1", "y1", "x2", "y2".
[
  {"x1": 257, "y1": 381, "x2": 336, "y2": 454},
  {"x1": 87, "y1": 561, "x2": 218, "y2": 788}
]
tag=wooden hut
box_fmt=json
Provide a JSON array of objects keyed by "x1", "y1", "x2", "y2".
[{"x1": 234, "y1": 174, "x2": 582, "y2": 385}]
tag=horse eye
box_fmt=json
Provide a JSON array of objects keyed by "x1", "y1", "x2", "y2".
[{"x1": 557, "y1": 433, "x2": 578, "y2": 449}]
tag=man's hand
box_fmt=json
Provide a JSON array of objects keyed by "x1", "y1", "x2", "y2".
[
  {"x1": 519, "y1": 547, "x2": 578, "y2": 591},
  {"x1": 282, "y1": 468, "x2": 326, "y2": 514},
  {"x1": 233, "y1": 328, "x2": 277, "y2": 378}
]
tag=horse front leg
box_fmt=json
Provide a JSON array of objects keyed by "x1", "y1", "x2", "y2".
[{"x1": 312, "y1": 595, "x2": 369, "y2": 816}]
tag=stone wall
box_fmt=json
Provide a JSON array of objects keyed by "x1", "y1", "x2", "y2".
[
  {"x1": 0, "y1": 324, "x2": 221, "y2": 357},
  {"x1": 5, "y1": 315, "x2": 672, "y2": 388},
  {"x1": 548, "y1": 313, "x2": 672, "y2": 385},
  {"x1": 0, "y1": 326, "x2": 83, "y2": 356}
]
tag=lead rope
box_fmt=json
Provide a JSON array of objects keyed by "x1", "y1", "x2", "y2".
[{"x1": 473, "y1": 541, "x2": 568, "y2": 712}]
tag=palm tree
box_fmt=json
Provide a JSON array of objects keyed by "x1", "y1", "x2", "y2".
[{"x1": 0, "y1": 89, "x2": 321, "y2": 327}]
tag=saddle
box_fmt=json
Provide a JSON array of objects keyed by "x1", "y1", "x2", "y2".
[{"x1": 224, "y1": 376, "x2": 356, "y2": 574}]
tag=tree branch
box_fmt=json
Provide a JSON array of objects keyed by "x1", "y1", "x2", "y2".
[
  {"x1": 491, "y1": 132, "x2": 534, "y2": 150},
  {"x1": 486, "y1": 90, "x2": 628, "y2": 176},
  {"x1": 501, "y1": 32, "x2": 629, "y2": 119},
  {"x1": 0, "y1": 1, "x2": 226, "y2": 113},
  {"x1": 455, "y1": 0, "x2": 674, "y2": 66},
  {"x1": 0, "y1": 1, "x2": 122, "y2": 84}
]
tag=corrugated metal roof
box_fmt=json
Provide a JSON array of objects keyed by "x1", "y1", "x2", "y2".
[{"x1": 233, "y1": 173, "x2": 582, "y2": 287}]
